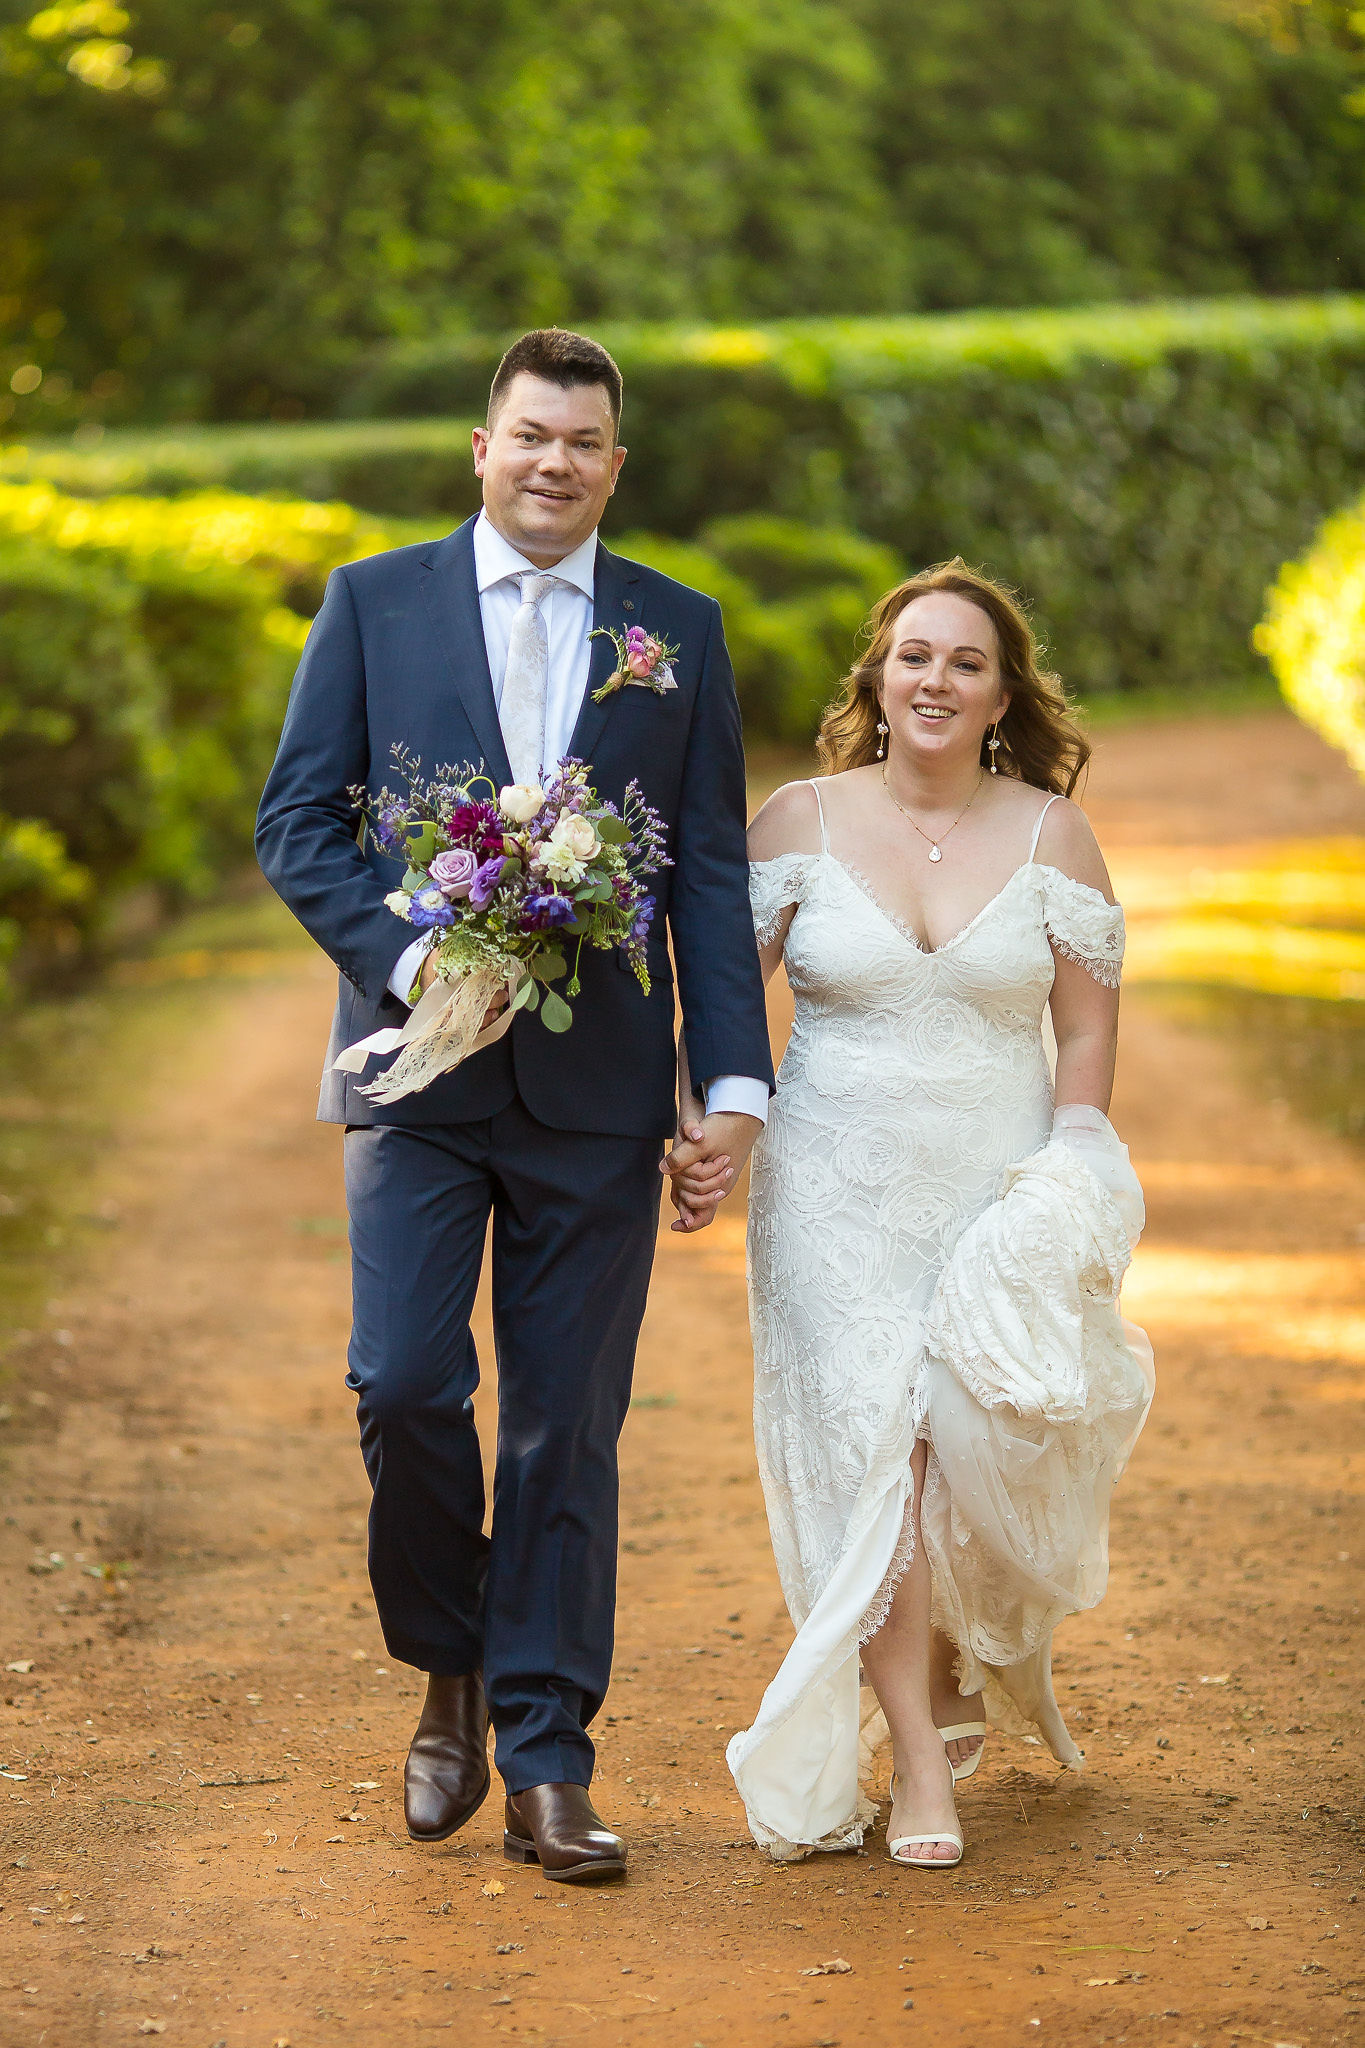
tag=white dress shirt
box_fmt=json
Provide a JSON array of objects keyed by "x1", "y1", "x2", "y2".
[{"x1": 387, "y1": 510, "x2": 768, "y2": 1124}]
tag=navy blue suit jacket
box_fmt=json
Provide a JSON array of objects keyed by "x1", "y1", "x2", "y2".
[{"x1": 255, "y1": 517, "x2": 774, "y2": 1137}]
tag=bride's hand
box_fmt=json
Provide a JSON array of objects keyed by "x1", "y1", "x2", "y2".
[{"x1": 662, "y1": 1117, "x2": 730, "y2": 1232}]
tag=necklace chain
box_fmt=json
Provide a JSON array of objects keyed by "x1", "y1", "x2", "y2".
[{"x1": 881, "y1": 764, "x2": 984, "y2": 861}]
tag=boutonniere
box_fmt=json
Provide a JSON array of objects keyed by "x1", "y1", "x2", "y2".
[{"x1": 589, "y1": 623, "x2": 680, "y2": 703}]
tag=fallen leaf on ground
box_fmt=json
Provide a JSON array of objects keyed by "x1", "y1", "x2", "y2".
[
  {"x1": 1199, "y1": 1674, "x2": 1230, "y2": 1685},
  {"x1": 481, "y1": 1878, "x2": 506, "y2": 1897},
  {"x1": 325, "y1": 1835, "x2": 344, "y2": 1844},
  {"x1": 350, "y1": 1780, "x2": 378, "y2": 1791},
  {"x1": 337, "y1": 1809, "x2": 364, "y2": 1823},
  {"x1": 5, "y1": 1660, "x2": 33, "y2": 1673},
  {"x1": 1087, "y1": 1977, "x2": 1124, "y2": 1987},
  {"x1": 0, "y1": 1770, "x2": 28, "y2": 1782},
  {"x1": 351, "y1": 1649, "x2": 367, "y2": 1661},
  {"x1": 1247, "y1": 1915, "x2": 1271, "y2": 1930},
  {"x1": 137, "y1": 2024, "x2": 166, "y2": 2037},
  {"x1": 800, "y1": 1958, "x2": 853, "y2": 1976}
]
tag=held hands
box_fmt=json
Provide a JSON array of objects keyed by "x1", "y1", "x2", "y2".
[{"x1": 662, "y1": 1109, "x2": 762, "y2": 1234}]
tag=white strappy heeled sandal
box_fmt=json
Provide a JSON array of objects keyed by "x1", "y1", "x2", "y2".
[
  {"x1": 937, "y1": 1719, "x2": 988, "y2": 1784},
  {"x1": 887, "y1": 1755, "x2": 963, "y2": 1870}
]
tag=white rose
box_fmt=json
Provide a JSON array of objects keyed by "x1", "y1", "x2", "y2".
[
  {"x1": 500, "y1": 781, "x2": 545, "y2": 824},
  {"x1": 549, "y1": 813, "x2": 599, "y2": 862},
  {"x1": 384, "y1": 890, "x2": 415, "y2": 920},
  {"x1": 538, "y1": 840, "x2": 587, "y2": 884}
]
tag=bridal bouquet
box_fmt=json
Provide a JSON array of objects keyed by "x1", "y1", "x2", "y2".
[{"x1": 333, "y1": 747, "x2": 669, "y2": 1103}]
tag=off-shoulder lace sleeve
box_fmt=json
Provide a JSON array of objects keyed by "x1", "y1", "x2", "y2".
[
  {"x1": 1040, "y1": 868, "x2": 1125, "y2": 987},
  {"x1": 750, "y1": 853, "x2": 817, "y2": 949}
]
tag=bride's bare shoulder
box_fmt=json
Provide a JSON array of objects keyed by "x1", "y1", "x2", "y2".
[
  {"x1": 747, "y1": 779, "x2": 824, "y2": 862},
  {"x1": 1032, "y1": 794, "x2": 1115, "y2": 902}
]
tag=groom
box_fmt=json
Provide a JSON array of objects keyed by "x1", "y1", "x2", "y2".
[{"x1": 256, "y1": 329, "x2": 772, "y2": 1882}]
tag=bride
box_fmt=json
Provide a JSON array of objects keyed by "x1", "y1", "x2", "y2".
[{"x1": 672, "y1": 561, "x2": 1153, "y2": 1868}]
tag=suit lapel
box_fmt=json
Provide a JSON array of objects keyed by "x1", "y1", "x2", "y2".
[
  {"x1": 566, "y1": 542, "x2": 643, "y2": 768},
  {"x1": 418, "y1": 520, "x2": 514, "y2": 789}
]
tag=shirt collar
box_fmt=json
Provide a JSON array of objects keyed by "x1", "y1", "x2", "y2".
[{"x1": 473, "y1": 509, "x2": 598, "y2": 602}]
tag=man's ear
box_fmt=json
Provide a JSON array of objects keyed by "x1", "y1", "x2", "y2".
[
  {"x1": 609, "y1": 442, "x2": 627, "y2": 493},
  {"x1": 472, "y1": 425, "x2": 489, "y2": 475}
]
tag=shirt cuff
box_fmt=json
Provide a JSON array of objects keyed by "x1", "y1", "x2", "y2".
[
  {"x1": 702, "y1": 1074, "x2": 770, "y2": 1125},
  {"x1": 387, "y1": 934, "x2": 432, "y2": 1007}
]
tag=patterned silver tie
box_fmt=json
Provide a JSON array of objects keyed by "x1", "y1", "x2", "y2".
[{"x1": 499, "y1": 571, "x2": 559, "y2": 785}]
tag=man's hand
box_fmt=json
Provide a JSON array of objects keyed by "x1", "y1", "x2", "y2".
[
  {"x1": 661, "y1": 1110, "x2": 762, "y2": 1234},
  {"x1": 418, "y1": 952, "x2": 508, "y2": 1031}
]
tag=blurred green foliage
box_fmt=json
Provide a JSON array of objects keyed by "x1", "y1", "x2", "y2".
[
  {"x1": 16, "y1": 296, "x2": 1365, "y2": 704},
  {"x1": 2, "y1": 0, "x2": 1364, "y2": 428},
  {"x1": 0, "y1": 418, "x2": 485, "y2": 519},
  {"x1": 0, "y1": 482, "x2": 399, "y2": 993},
  {"x1": 1257, "y1": 486, "x2": 1365, "y2": 777}
]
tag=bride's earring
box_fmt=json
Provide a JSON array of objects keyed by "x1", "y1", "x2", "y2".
[
  {"x1": 876, "y1": 716, "x2": 888, "y2": 760},
  {"x1": 987, "y1": 721, "x2": 1002, "y2": 773}
]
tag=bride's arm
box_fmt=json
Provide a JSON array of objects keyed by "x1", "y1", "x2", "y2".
[
  {"x1": 1037, "y1": 799, "x2": 1120, "y2": 1114},
  {"x1": 746, "y1": 780, "x2": 824, "y2": 983}
]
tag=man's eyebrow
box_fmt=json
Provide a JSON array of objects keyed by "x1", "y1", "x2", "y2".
[{"x1": 510, "y1": 414, "x2": 605, "y2": 439}]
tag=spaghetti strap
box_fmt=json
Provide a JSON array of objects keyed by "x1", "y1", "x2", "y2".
[
  {"x1": 1028, "y1": 794, "x2": 1062, "y2": 863},
  {"x1": 808, "y1": 779, "x2": 831, "y2": 854}
]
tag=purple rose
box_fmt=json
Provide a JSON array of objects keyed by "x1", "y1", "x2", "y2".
[
  {"x1": 519, "y1": 891, "x2": 576, "y2": 933},
  {"x1": 429, "y1": 847, "x2": 478, "y2": 899},
  {"x1": 468, "y1": 854, "x2": 506, "y2": 910},
  {"x1": 409, "y1": 883, "x2": 455, "y2": 929}
]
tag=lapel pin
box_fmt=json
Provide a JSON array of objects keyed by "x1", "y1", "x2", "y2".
[{"x1": 622, "y1": 599, "x2": 635, "y2": 612}]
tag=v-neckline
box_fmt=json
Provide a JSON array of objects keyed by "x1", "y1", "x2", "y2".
[{"x1": 824, "y1": 850, "x2": 1035, "y2": 959}]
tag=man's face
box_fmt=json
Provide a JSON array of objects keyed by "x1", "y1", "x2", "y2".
[{"x1": 472, "y1": 373, "x2": 626, "y2": 565}]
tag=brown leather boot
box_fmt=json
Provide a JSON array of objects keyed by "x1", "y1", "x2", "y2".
[
  {"x1": 503, "y1": 1782, "x2": 627, "y2": 1883},
  {"x1": 403, "y1": 1672, "x2": 490, "y2": 1842}
]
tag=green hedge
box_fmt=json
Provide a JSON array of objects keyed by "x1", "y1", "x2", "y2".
[
  {"x1": 346, "y1": 293, "x2": 1365, "y2": 695},
  {"x1": 0, "y1": 420, "x2": 483, "y2": 525},
  {"x1": 618, "y1": 518, "x2": 902, "y2": 740},
  {"x1": 17, "y1": 294, "x2": 1365, "y2": 697}
]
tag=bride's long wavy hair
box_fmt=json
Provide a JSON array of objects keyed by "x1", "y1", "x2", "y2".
[{"x1": 816, "y1": 560, "x2": 1090, "y2": 796}]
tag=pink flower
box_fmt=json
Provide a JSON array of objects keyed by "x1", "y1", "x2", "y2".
[
  {"x1": 429, "y1": 847, "x2": 478, "y2": 899},
  {"x1": 627, "y1": 652, "x2": 653, "y2": 678}
]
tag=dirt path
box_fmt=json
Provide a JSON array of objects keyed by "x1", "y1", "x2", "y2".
[{"x1": 1, "y1": 709, "x2": 1362, "y2": 2048}]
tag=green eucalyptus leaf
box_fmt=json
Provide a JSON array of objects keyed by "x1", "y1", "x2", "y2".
[
  {"x1": 533, "y1": 948, "x2": 567, "y2": 981},
  {"x1": 401, "y1": 865, "x2": 424, "y2": 893},
  {"x1": 513, "y1": 977, "x2": 539, "y2": 1012},
  {"x1": 405, "y1": 822, "x2": 437, "y2": 864},
  {"x1": 540, "y1": 987, "x2": 574, "y2": 1033},
  {"x1": 595, "y1": 814, "x2": 630, "y2": 844}
]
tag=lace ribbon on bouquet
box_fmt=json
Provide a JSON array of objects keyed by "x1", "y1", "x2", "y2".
[{"x1": 331, "y1": 964, "x2": 521, "y2": 1104}]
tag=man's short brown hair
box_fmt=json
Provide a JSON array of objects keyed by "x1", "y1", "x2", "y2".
[{"x1": 487, "y1": 328, "x2": 623, "y2": 432}]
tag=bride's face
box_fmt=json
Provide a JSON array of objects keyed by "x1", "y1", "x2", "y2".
[{"x1": 880, "y1": 592, "x2": 1010, "y2": 767}]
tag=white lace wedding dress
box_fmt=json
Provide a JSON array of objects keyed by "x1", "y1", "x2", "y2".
[{"x1": 727, "y1": 787, "x2": 1154, "y2": 1861}]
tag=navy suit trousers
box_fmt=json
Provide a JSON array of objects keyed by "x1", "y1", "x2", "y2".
[{"x1": 343, "y1": 1102, "x2": 662, "y2": 1793}]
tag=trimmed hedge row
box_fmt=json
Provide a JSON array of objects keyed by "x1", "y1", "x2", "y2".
[
  {"x1": 13, "y1": 294, "x2": 1365, "y2": 697},
  {"x1": 348, "y1": 294, "x2": 1365, "y2": 698},
  {"x1": 0, "y1": 421, "x2": 483, "y2": 525},
  {"x1": 1257, "y1": 492, "x2": 1365, "y2": 779},
  {"x1": 0, "y1": 485, "x2": 402, "y2": 994}
]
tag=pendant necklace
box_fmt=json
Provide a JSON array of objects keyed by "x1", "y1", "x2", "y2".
[{"x1": 881, "y1": 765, "x2": 984, "y2": 862}]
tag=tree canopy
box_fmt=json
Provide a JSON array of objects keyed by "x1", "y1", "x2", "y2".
[{"x1": 2, "y1": 0, "x2": 1364, "y2": 424}]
